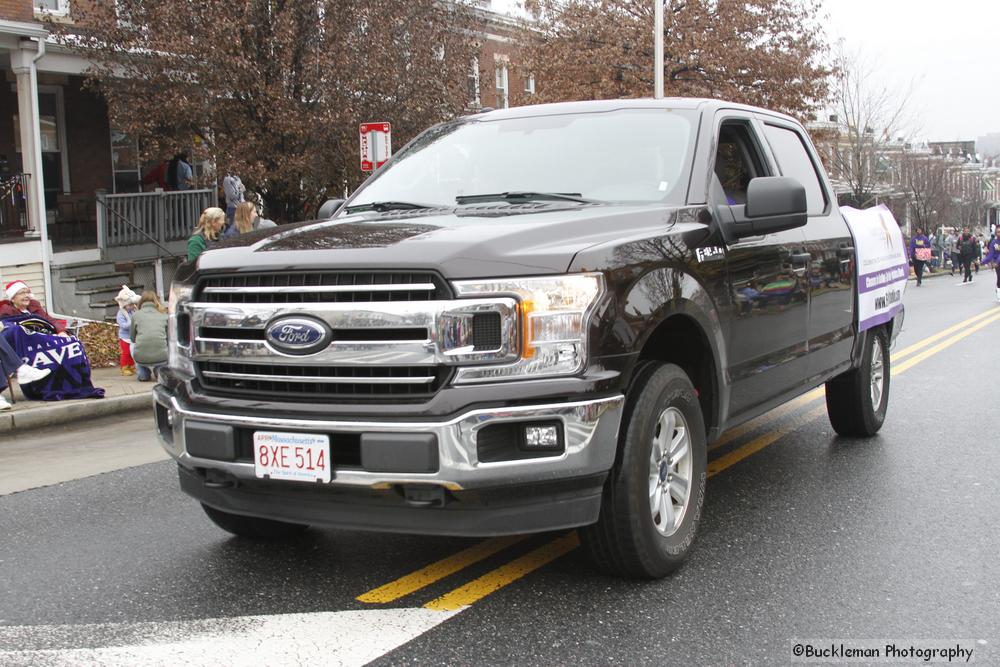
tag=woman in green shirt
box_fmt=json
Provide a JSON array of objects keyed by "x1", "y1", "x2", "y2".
[
  {"x1": 131, "y1": 291, "x2": 169, "y2": 382},
  {"x1": 187, "y1": 207, "x2": 226, "y2": 262}
]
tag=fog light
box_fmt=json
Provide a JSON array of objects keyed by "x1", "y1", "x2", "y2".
[{"x1": 522, "y1": 424, "x2": 560, "y2": 449}]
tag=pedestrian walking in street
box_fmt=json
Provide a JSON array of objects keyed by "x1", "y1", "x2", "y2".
[
  {"x1": 945, "y1": 230, "x2": 958, "y2": 276},
  {"x1": 957, "y1": 228, "x2": 978, "y2": 283},
  {"x1": 222, "y1": 172, "x2": 246, "y2": 230},
  {"x1": 114, "y1": 285, "x2": 139, "y2": 377},
  {"x1": 0, "y1": 323, "x2": 50, "y2": 410},
  {"x1": 222, "y1": 201, "x2": 277, "y2": 239},
  {"x1": 982, "y1": 233, "x2": 1000, "y2": 302},
  {"x1": 974, "y1": 234, "x2": 983, "y2": 274},
  {"x1": 131, "y1": 291, "x2": 168, "y2": 382},
  {"x1": 909, "y1": 228, "x2": 932, "y2": 286},
  {"x1": 187, "y1": 207, "x2": 226, "y2": 263}
]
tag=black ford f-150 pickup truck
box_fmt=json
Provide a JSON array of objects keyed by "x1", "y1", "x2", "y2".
[{"x1": 155, "y1": 98, "x2": 902, "y2": 578}]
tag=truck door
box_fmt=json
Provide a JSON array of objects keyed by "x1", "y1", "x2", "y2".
[
  {"x1": 760, "y1": 121, "x2": 855, "y2": 378},
  {"x1": 711, "y1": 117, "x2": 809, "y2": 417}
]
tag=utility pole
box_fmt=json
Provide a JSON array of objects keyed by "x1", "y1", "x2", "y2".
[{"x1": 654, "y1": 0, "x2": 664, "y2": 98}]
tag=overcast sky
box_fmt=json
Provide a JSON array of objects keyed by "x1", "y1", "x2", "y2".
[
  {"x1": 823, "y1": 0, "x2": 999, "y2": 142},
  {"x1": 491, "y1": 0, "x2": 998, "y2": 143}
]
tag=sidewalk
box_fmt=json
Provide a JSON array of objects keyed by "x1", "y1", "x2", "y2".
[{"x1": 1, "y1": 366, "x2": 153, "y2": 434}]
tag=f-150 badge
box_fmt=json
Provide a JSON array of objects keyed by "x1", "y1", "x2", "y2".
[{"x1": 696, "y1": 246, "x2": 725, "y2": 262}]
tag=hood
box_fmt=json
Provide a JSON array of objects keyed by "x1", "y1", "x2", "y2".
[{"x1": 194, "y1": 203, "x2": 683, "y2": 279}]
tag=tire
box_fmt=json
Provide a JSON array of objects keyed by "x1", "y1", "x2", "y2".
[
  {"x1": 825, "y1": 327, "x2": 890, "y2": 437},
  {"x1": 581, "y1": 362, "x2": 708, "y2": 579},
  {"x1": 201, "y1": 504, "x2": 310, "y2": 540}
]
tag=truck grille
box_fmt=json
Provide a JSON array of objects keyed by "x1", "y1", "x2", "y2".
[
  {"x1": 197, "y1": 361, "x2": 451, "y2": 401},
  {"x1": 185, "y1": 270, "x2": 517, "y2": 404},
  {"x1": 195, "y1": 271, "x2": 447, "y2": 304}
]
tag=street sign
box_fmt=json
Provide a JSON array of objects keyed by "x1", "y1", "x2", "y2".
[{"x1": 360, "y1": 122, "x2": 392, "y2": 172}]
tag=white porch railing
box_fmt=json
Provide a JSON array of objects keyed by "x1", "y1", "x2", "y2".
[{"x1": 96, "y1": 188, "x2": 215, "y2": 260}]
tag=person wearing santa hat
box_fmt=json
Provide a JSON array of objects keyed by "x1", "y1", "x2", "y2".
[
  {"x1": 0, "y1": 324, "x2": 51, "y2": 410},
  {"x1": 0, "y1": 280, "x2": 69, "y2": 337}
]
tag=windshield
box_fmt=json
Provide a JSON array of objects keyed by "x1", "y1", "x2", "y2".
[{"x1": 349, "y1": 108, "x2": 697, "y2": 209}]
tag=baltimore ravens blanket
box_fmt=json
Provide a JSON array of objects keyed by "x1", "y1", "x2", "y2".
[{"x1": 1, "y1": 315, "x2": 105, "y2": 401}]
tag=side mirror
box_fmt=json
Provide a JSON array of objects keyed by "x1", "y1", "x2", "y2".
[
  {"x1": 729, "y1": 176, "x2": 807, "y2": 239},
  {"x1": 318, "y1": 198, "x2": 345, "y2": 219}
]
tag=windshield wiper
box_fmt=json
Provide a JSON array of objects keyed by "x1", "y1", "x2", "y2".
[
  {"x1": 345, "y1": 201, "x2": 438, "y2": 213},
  {"x1": 455, "y1": 191, "x2": 595, "y2": 205}
]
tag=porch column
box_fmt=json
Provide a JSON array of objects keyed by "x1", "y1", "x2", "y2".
[
  {"x1": 10, "y1": 44, "x2": 45, "y2": 236},
  {"x1": 10, "y1": 37, "x2": 54, "y2": 311}
]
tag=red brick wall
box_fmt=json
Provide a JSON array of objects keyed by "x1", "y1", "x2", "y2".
[{"x1": 0, "y1": 0, "x2": 34, "y2": 23}]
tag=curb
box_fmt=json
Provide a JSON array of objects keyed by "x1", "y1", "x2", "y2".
[{"x1": 0, "y1": 392, "x2": 153, "y2": 434}]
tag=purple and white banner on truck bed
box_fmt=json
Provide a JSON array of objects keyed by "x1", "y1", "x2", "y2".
[{"x1": 841, "y1": 205, "x2": 908, "y2": 332}]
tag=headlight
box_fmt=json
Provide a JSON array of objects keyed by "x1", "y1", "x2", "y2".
[
  {"x1": 451, "y1": 273, "x2": 605, "y2": 383},
  {"x1": 167, "y1": 282, "x2": 195, "y2": 377}
]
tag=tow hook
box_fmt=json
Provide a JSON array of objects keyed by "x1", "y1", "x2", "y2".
[
  {"x1": 202, "y1": 469, "x2": 239, "y2": 490},
  {"x1": 401, "y1": 485, "x2": 447, "y2": 508}
]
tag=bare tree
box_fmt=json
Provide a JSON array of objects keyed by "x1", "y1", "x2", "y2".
[
  {"x1": 522, "y1": 0, "x2": 831, "y2": 118},
  {"x1": 828, "y1": 47, "x2": 920, "y2": 208},
  {"x1": 54, "y1": 0, "x2": 481, "y2": 222},
  {"x1": 896, "y1": 150, "x2": 957, "y2": 234}
]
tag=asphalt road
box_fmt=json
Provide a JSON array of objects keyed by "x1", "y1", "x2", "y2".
[{"x1": 1, "y1": 271, "x2": 998, "y2": 665}]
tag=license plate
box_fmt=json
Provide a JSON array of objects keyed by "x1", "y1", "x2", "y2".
[{"x1": 253, "y1": 431, "x2": 331, "y2": 483}]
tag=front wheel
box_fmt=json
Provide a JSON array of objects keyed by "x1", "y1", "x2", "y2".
[
  {"x1": 581, "y1": 362, "x2": 707, "y2": 579},
  {"x1": 201, "y1": 504, "x2": 310, "y2": 540},
  {"x1": 825, "y1": 327, "x2": 890, "y2": 437}
]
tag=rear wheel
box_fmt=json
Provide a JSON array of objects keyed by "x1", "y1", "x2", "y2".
[
  {"x1": 582, "y1": 362, "x2": 707, "y2": 578},
  {"x1": 201, "y1": 504, "x2": 310, "y2": 540},
  {"x1": 825, "y1": 327, "x2": 890, "y2": 437}
]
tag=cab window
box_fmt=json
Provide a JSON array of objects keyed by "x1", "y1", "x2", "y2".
[{"x1": 712, "y1": 122, "x2": 767, "y2": 205}]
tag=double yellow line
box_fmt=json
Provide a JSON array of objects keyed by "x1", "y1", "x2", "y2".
[{"x1": 357, "y1": 306, "x2": 1000, "y2": 612}]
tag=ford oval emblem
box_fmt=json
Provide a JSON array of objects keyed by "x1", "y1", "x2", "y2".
[{"x1": 264, "y1": 317, "x2": 331, "y2": 355}]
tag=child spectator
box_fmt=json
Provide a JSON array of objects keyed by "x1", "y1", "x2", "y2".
[{"x1": 115, "y1": 285, "x2": 139, "y2": 376}]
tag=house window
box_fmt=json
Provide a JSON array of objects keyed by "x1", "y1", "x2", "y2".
[
  {"x1": 110, "y1": 129, "x2": 141, "y2": 193},
  {"x1": 34, "y1": 0, "x2": 69, "y2": 15},
  {"x1": 495, "y1": 64, "x2": 509, "y2": 109},
  {"x1": 524, "y1": 74, "x2": 535, "y2": 95},
  {"x1": 467, "y1": 57, "x2": 480, "y2": 107}
]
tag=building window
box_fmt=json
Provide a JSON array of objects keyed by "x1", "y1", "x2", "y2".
[
  {"x1": 524, "y1": 74, "x2": 535, "y2": 95},
  {"x1": 495, "y1": 64, "x2": 509, "y2": 109},
  {"x1": 468, "y1": 57, "x2": 480, "y2": 108},
  {"x1": 110, "y1": 129, "x2": 141, "y2": 194},
  {"x1": 34, "y1": 0, "x2": 69, "y2": 15}
]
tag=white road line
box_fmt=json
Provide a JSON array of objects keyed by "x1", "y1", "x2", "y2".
[{"x1": 0, "y1": 608, "x2": 458, "y2": 667}]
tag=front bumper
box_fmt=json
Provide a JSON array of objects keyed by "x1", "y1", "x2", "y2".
[{"x1": 153, "y1": 386, "x2": 624, "y2": 536}]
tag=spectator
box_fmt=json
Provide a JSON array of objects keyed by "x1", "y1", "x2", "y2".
[
  {"x1": 141, "y1": 159, "x2": 169, "y2": 191},
  {"x1": 222, "y1": 172, "x2": 246, "y2": 229},
  {"x1": 908, "y1": 228, "x2": 931, "y2": 287},
  {"x1": 0, "y1": 326, "x2": 51, "y2": 411},
  {"x1": 222, "y1": 201, "x2": 277, "y2": 239},
  {"x1": 166, "y1": 153, "x2": 193, "y2": 191},
  {"x1": 115, "y1": 285, "x2": 139, "y2": 377},
  {"x1": 0, "y1": 281, "x2": 69, "y2": 336},
  {"x1": 131, "y1": 291, "x2": 168, "y2": 383},
  {"x1": 187, "y1": 207, "x2": 226, "y2": 262}
]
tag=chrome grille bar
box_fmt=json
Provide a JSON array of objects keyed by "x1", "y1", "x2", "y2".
[
  {"x1": 201, "y1": 370, "x2": 436, "y2": 385},
  {"x1": 200, "y1": 283, "x2": 437, "y2": 294}
]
